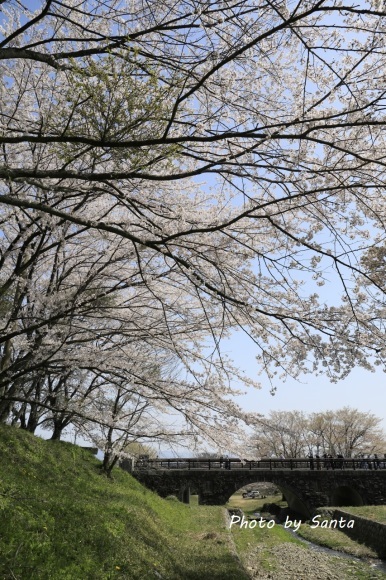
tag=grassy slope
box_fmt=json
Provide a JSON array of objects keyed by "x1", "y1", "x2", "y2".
[
  {"x1": 296, "y1": 524, "x2": 378, "y2": 558},
  {"x1": 0, "y1": 425, "x2": 247, "y2": 580},
  {"x1": 294, "y1": 505, "x2": 386, "y2": 558},
  {"x1": 340, "y1": 506, "x2": 386, "y2": 524}
]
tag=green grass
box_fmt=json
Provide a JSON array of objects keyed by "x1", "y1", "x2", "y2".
[
  {"x1": 3, "y1": 427, "x2": 385, "y2": 580},
  {"x1": 231, "y1": 517, "x2": 305, "y2": 572},
  {"x1": 0, "y1": 425, "x2": 247, "y2": 580},
  {"x1": 226, "y1": 493, "x2": 386, "y2": 579},
  {"x1": 339, "y1": 506, "x2": 386, "y2": 524},
  {"x1": 226, "y1": 492, "x2": 286, "y2": 516},
  {"x1": 227, "y1": 492, "x2": 305, "y2": 574},
  {"x1": 297, "y1": 524, "x2": 378, "y2": 558}
]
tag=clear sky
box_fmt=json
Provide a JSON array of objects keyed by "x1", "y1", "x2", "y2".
[{"x1": 224, "y1": 328, "x2": 386, "y2": 432}]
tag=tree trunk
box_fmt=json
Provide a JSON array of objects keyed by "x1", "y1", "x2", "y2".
[{"x1": 50, "y1": 422, "x2": 64, "y2": 440}]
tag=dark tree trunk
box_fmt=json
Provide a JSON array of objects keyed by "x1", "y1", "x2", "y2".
[
  {"x1": 101, "y1": 427, "x2": 117, "y2": 476},
  {"x1": 25, "y1": 404, "x2": 40, "y2": 433},
  {"x1": 51, "y1": 422, "x2": 64, "y2": 440},
  {"x1": 102, "y1": 451, "x2": 119, "y2": 476}
]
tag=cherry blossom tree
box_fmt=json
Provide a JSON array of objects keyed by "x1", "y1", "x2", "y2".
[
  {"x1": 249, "y1": 410, "x2": 310, "y2": 458},
  {"x1": 308, "y1": 407, "x2": 386, "y2": 457},
  {"x1": 2, "y1": 0, "x2": 386, "y2": 454},
  {"x1": 0, "y1": 204, "x2": 253, "y2": 455},
  {"x1": 250, "y1": 408, "x2": 386, "y2": 457}
]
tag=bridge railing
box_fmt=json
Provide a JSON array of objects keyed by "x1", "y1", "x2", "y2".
[{"x1": 133, "y1": 457, "x2": 383, "y2": 471}]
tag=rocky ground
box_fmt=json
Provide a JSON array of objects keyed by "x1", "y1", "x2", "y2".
[{"x1": 243, "y1": 542, "x2": 385, "y2": 579}]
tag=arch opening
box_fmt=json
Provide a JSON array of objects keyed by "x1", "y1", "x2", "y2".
[
  {"x1": 330, "y1": 485, "x2": 364, "y2": 507},
  {"x1": 227, "y1": 480, "x2": 311, "y2": 519}
]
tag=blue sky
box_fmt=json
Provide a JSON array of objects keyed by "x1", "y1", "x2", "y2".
[
  {"x1": 224, "y1": 328, "x2": 386, "y2": 431},
  {"x1": 8, "y1": 0, "x2": 386, "y2": 451}
]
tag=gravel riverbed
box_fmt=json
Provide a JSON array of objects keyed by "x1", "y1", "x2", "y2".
[{"x1": 243, "y1": 541, "x2": 385, "y2": 579}]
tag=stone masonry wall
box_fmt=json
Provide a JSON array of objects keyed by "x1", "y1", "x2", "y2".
[
  {"x1": 132, "y1": 469, "x2": 386, "y2": 512},
  {"x1": 316, "y1": 508, "x2": 386, "y2": 558},
  {"x1": 333, "y1": 509, "x2": 386, "y2": 558}
]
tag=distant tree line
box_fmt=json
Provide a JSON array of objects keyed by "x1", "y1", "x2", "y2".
[{"x1": 250, "y1": 408, "x2": 386, "y2": 458}]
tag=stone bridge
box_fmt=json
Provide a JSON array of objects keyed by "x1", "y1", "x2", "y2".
[{"x1": 126, "y1": 458, "x2": 386, "y2": 517}]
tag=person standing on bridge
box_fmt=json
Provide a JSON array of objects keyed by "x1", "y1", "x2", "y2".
[
  {"x1": 308, "y1": 454, "x2": 314, "y2": 470},
  {"x1": 337, "y1": 454, "x2": 344, "y2": 469}
]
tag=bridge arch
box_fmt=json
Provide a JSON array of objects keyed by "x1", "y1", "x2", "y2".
[
  {"x1": 229, "y1": 476, "x2": 311, "y2": 518},
  {"x1": 130, "y1": 464, "x2": 386, "y2": 515},
  {"x1": 330, "y1": 485, "x2": 364, "y2": 507}
]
